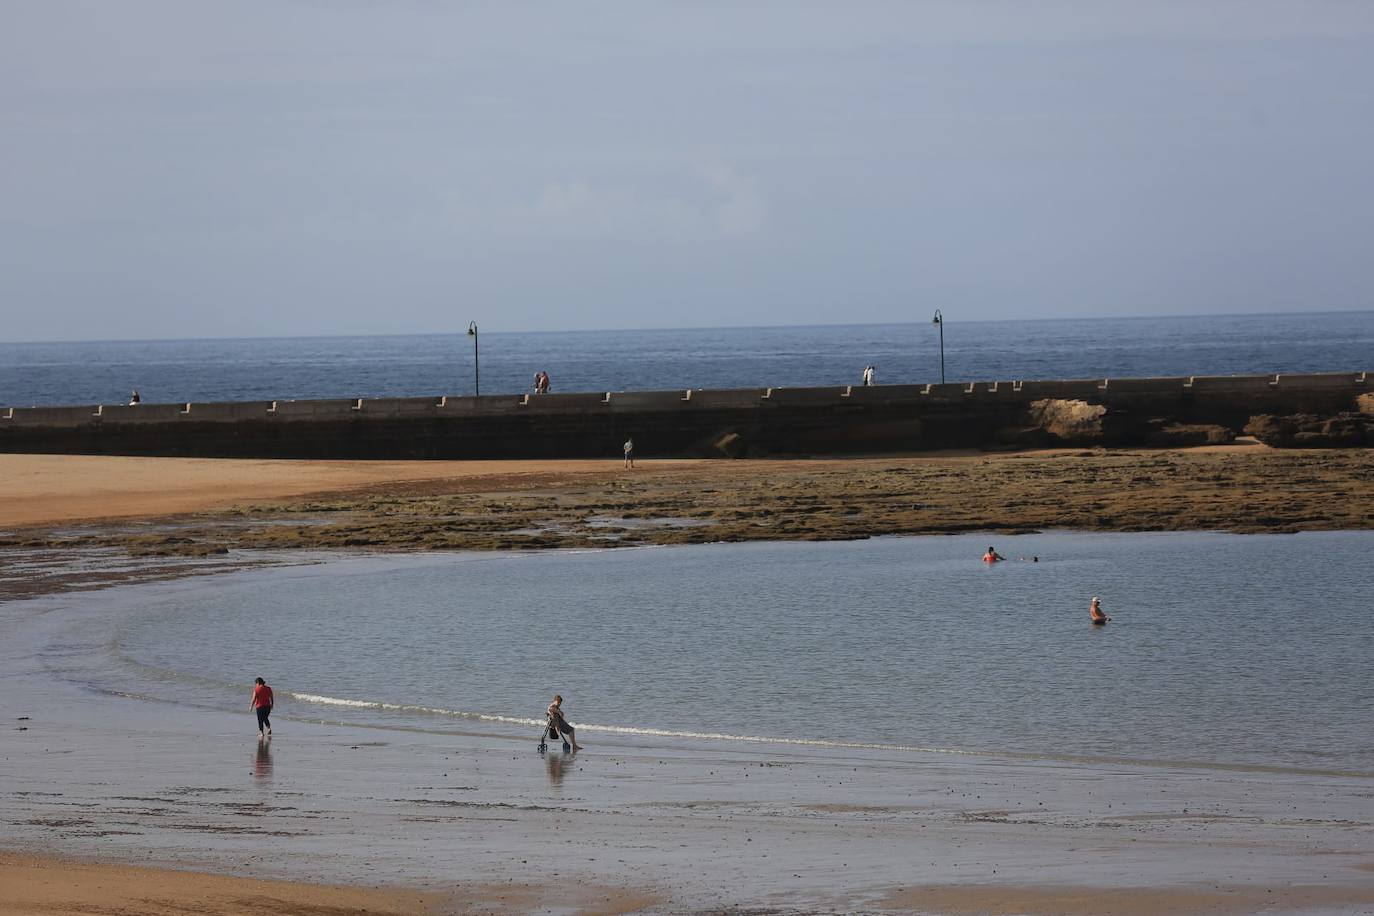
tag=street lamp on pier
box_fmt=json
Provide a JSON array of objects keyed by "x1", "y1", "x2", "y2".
[
  {"x1": 466, "y1": 321, "x2": 480, "y2": 396},
  {"x1": 932, "y1": 310, "x2": 945, "y2": 384}
]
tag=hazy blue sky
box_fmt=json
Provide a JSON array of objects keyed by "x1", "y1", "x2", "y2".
[{"x1": 4, "y1": 2, "x2": 1372, "y2": 341}]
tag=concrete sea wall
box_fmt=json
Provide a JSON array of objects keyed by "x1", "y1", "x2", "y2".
[{"x1": 0, "y1": 372, "x2": 1368, "y2": 458}]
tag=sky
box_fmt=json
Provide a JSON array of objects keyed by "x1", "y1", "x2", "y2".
[{"x1": 3, "y1": 1, "x2": 1373, "y2": 342}]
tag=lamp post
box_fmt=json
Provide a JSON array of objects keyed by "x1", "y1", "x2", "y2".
[
  {"x1": 932, "y1": 309, "x2": 945, "y2": 384},
  {"x1": 466, "y1": 321, "x2": 479, "y2": 396}
]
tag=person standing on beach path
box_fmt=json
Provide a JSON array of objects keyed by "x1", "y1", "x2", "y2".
[
  {"x1": 623, "y1": 437, "x2": 635, "y2": 468},
  {"x1": 547, "y1": 694, "x2": 583, "y2": 751},
  {"x1": 250, "y1": 677, "x2": 273, "y2": 737},
  {"x1": 862, "y1": 365, "x2": 875, "y2": 387}
]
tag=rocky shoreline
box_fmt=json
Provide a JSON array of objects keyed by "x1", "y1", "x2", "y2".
[{"x1": 3, "y1": 445, "x2": 1369, "y2": 561}]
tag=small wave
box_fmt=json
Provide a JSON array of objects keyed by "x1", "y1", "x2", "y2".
[
  {"x1": 286, "y1": 690, "x2": 967, "y2": 755},
  {"x1": 281, "y1": 691, "x2": 1374, "y2": 777},
  {"x1": 289, "y1": 692, "x2": 546, "y2": 729},
  {"x1": 553, "y1": 722, "x2": 972, "y2": 755}
]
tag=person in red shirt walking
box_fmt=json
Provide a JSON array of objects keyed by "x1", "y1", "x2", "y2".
[{"x1": 250, "y1": 677, "x2": 274, "y2": 738}]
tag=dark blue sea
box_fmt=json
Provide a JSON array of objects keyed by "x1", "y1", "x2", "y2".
[{"x1": 2, "y1": 312, "x2": 1371, "y2": 407}]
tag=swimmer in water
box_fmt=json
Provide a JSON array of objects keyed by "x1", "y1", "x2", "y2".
[
  {"x1": 1090, "y1": 596, "x2": 1110, "y2": 625},
  {"x1": 982, "y1": 546, "x2": 1005, "y2": 563}
]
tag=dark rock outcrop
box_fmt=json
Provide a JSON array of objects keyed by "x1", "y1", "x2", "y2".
[
  {"x1": 1142, "y1": 421, "x2": 1236, "y2": 448},
  {"x1": 1244, "y1": 413, "x2": 1374, "y2": 448}
]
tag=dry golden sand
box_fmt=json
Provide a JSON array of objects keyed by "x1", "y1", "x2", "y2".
[
  {"x1": 0, "y1": 853, "x2": 660, "y2": 916},
  {"x1": 0, "y1": 852, "x2": 443, "y2": 916},
  {"x1": 0, "y1": 453, "x2": 690, "y2": 528}
]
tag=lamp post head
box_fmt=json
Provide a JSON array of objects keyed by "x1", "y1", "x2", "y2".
[
  {"x1": 467, "y1": 322, "x2": 477, "y2": 337},
  {"x1": 932, "y1": 310, "x2": 942, "y2": 325}
]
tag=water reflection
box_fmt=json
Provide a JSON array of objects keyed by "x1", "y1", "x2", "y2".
[
  {"x1": 546, "y1": 751, "x2": 571, "y2": 787},
  {"x1": 253, "y1": 737, "x2": 273, "y2": 779}
]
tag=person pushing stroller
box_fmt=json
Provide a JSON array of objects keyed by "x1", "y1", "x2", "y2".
[{"x1": 547, "y1": 694, "x2": 583, "y2": 752}]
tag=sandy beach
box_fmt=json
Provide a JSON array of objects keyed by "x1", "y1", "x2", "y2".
[
  {"x1": 0, "y1": 454, "x2": 688, "y2": 529},
  {"x1": 3, "y1": 448, "x2": 1374, "y2": 913}
]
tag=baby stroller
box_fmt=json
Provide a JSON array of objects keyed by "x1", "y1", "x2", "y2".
[{"x1": 538, "y1": 713, "x2": 571, "y2": 755}]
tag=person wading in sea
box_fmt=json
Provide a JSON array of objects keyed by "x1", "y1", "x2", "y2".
[
  {"x1": 547, "y1": 694, "x2": 583, "y2": 751},
  {"x1": 250, "y1": 677, "x2": 274, "y2": 738}
]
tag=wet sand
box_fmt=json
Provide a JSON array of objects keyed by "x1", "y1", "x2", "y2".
[
  {"x1": 6, "y1": 856, "x2": 1371, "y2": 916},
  {"x1": 5, "y1": 667, "x2": 1374, "y2": 913}
]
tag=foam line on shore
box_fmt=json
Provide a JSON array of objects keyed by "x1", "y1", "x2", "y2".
[
  {"x1": 290, "y1": 692, "x2": 547, "y2": 729},
  {"x1": 84, "y1": 638, "x2": 1374, "y2": 780},
  {"x1": 284, "y1": 689, "x2": 1374, "y2": 777},
  {"x1": 287, "y1": 690, "x2": 1017, "y2": 757}
]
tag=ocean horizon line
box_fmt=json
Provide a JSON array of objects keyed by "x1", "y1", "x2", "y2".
[{"x1": 4, "y1": 307, "x2": 1372, "y2": 348}]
